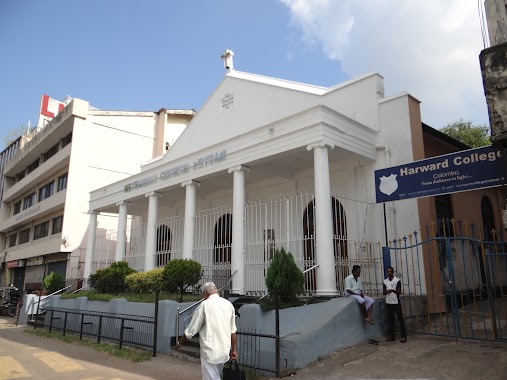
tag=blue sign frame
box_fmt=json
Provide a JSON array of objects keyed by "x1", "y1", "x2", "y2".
[{"x1": 375, "y1": 146, "x2": 506, "y2": 203}]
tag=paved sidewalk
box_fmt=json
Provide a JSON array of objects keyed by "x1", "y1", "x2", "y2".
[
  {"x1": 277, "y1": 335, "x2": 507, "y2": 380},
  {"x1": 3, "y1": 316, "x2": 507, "y2": 379},
  {"x1": 0, "y1": 316, "x2": 201, "y2": 380}
]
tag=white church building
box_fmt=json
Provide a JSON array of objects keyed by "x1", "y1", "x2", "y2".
[{"x1": 85, "y1": 51, "x2": 425, "y2": 297}]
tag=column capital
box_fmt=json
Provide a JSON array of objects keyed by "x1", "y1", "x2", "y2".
[
  {"x1": 145, "y1": 191, "x2": 161, "y2": 198},
  {"x1": 306, "y1": 141, "x2": 335, "y2": 151},
  {"x1": 181, "y1": 180, "x2": 201, "y2": 188},
  {"x1": 228, "y1": 165, "x2": 251, "y2": 174},
  {"x1": 86, "y1": 210, "x2": 98, "y2": 215},
  {"x1": 115, "y1": 201, "x2": 131, "y2": 207}
]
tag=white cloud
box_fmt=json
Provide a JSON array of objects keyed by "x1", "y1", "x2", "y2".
[{"x1": 280, "y1": 0, "x2": 489, "y2": 129}]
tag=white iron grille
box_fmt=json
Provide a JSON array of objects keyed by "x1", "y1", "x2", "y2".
[
  {"x1": 155, "y1": 215, "x2": 184, "y2": 267},
  {"x1": 244, "y1": 191, "x2": 316, "y2": 296},
  {"x1": 92, "y1": 229, "x2": 117, "y2": 272},
  {"x1": 193, "y1": 205, "x2": 232, "y2": 290},
  {"x1": 125, "y1": 223, "x2": 147, "y2": 271}
]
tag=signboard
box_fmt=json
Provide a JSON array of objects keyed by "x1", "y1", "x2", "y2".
[
  {"x1": 124, "y1": 149, "x2": 227, "y2": 192},
  {"x1": 6, "y1": 260, "x2": 20, "y2": 269},
  {"x1": 26, "y1": 257, "x2": 44, "y2": 267},
  {"x1": 375, "y1": 146, "x2": 506, "y2": 203},
  {"x1": 37, "y1": 94, "x2": 65, "y2": 131}
]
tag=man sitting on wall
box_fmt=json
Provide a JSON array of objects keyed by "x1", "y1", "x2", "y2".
[{"x1": 344, "y1": 265, "x2": 375, "y2": 325}]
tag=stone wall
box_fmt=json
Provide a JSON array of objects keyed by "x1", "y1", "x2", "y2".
[{"x1": 480, "y1": 41, "x2": 507, "y2": 146}]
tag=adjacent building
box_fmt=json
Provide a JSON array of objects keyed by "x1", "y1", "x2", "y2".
[{"x1": 0, "y1": 97, "x2": 195, "y2": 292}]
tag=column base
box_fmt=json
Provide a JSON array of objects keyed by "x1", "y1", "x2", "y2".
[
  {"x1": 315, "y1": 289, "x2": 339, "y2": 297},
  {"x1": 230, "y1": 289, "x2": 245, "y2": 296}
]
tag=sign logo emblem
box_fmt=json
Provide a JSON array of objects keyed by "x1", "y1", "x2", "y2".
[{"x1": 379, "y1": 174, "x2": 398, "y2": 196}]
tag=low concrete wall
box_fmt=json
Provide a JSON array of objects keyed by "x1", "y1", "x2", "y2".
[
  {"x1": 20, "y1": 295, "x2": 384, "y2": 374},
  {"x1": 17, "y1": 294, "x2": 49, "y2": 325},
  {"x1": 237, "y1": 297, "x2": 383, "y2": 372}
]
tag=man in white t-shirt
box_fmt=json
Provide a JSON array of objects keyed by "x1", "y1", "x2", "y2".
[
  {"x1": 175, "y1": 282, "x2": 237, "y2": 380},
  {"x1": 344, "y1": 265, "x2": 375, "y2": 325},
  {"x1": 383, "y1": 266, "x2": 407, "y2": 343}
]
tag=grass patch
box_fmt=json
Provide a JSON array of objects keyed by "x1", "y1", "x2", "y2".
[
  {"x1": 61, "y1": 289, "x2": 202, "y2": 303},
  {"x1": 25, "y1": 328, "x2": 152, "y2": 362}
]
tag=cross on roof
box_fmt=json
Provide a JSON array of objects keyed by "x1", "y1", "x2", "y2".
[{"x1": 221, "y1": 49, "x2": 234, "y2": 71}]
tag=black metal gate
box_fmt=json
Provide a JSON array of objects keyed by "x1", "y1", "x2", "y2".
[{"x1": 383, "y1": 222, "x2": 507, "y2": 342}]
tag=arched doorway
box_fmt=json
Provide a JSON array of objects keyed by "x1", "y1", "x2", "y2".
[
  {"x1": 156, "y1": 225, "x2": 172, "y2": 267},
  {"x1": 213, "y1": 214, "x2": 232, "y2": 287},
  {"x1": 303, "y1": 198, "x2": 348, "y2": 292}
]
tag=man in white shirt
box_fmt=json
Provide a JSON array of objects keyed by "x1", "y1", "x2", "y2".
[
  {"x1": 175, "y1": 282, "x2": 237, "y2": 380},
  {"x1": 344, "y1": 265, "x2": 375, "y2": 325},
  {"x1": 383, "y1": 266, "x2": 407, "y2": 343}
]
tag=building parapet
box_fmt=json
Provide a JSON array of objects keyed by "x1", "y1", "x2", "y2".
[{"x1": 4, "y1": 99, "x2": 88, "y2": 174}]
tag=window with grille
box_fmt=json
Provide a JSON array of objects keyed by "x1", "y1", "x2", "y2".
[
  {"x1": 43, "y1": 143, "x2": 59, "y2": 162},
  {"x1": 9, "y1": 234, "x2": 16, "y2": 247},
  {"x1": 62, "y1": 132, "x2": 72, "y2": 148},
  {"x1": 16, "y1": 170, "x2": 26, "y2": 182},
  {"x1": 23, "y1": 193, "x2": 35, "y2": 209},
  {"x1": 27, "y1": 158, "x2": 40, "y2": 174},
  {"x1": 38, "y1": 181, "x2": 55, "y2": 201},
  {"x1": 19, "y1": 228, "x2": 30, "y2": 244},
  {"x1": 57, "y1": 173, "x2": 68, "y2": 191},
  {"x1": 13, "y1": 201, "x2": 21, "y2": 215},
  {"x1": 34, "y1": 221, "x2": 49, "y2": 240},
  {"x1": 52, "y1": 216, "x2": 63, "y2": 234}
]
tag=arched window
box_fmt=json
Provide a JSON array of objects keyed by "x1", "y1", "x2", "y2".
[
  {"x1": 214, "y1": 214, "x2": 232, "y2": 264},
  {"x1": 156, "y1": 225, "x2": 172, "y2": 267},
  {"x1": 303, "y1": 197, "x2": 347, "y2": 291},
  {"x1": 213, "y1": 214, "x2": 232, "y2": 287}
]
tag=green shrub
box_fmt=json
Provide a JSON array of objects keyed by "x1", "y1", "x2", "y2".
[
  {"x1": 125, "y1": 268, "x2": 164, "y2": 293},
  {"x1": 265, "y1": 247, "x2": 305, "y2": 302},
  {"x1": 163, "y1": 259, "x2": 202, "y2": 302},
  {"x1": 88, "y1": 269, "x2": 102, "y2": 290},
  {"x1": 90, "y1": 261, "x2": 136, "y2": 294},
  {"x1": 43, "y1": 271, "x2": 65, "y2": 294}
]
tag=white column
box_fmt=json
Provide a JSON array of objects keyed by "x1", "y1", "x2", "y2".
[
  {"x1": 84, "y1": 211, "x2": 98, "y2": 284},
  {"x1": 228, "y1": 165, "x2": 250, "y2": 295},
  {"x1": 182, "y1": 180, "x2": 200, "y2": 260},
  {"x1": 144, "y1": 192, "x2": 160, "y2": 271},
  {"x1": 115, "y1": 201, "x2": 130, "y2": 262},
  {"x1": 307, "y1": 142, "x2": 337, "y2": 296}
]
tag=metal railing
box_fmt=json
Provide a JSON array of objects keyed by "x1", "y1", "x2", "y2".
[
  {"x1": 31, "y1": 280, "x2": 84, "y2": 326},
  {"x1": 44, "y1": 305, "x2": 159, "y2": 356},
  {"x1": 236, "y1": 292, "x2": 280, "y2": 377}
]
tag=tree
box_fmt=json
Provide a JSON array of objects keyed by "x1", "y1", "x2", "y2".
[
  {"x1": 265, "y1": 247, "x2": 305, "y2": 302},
  {"x1": 440, "y1": 119, "x2": 491, "y2": 148},
  {"x1": 162, "y1": 259, "x2": 202, "y2": 302},
  {"x1": 89, "y1": 261, "x2": 136, "y2": 294},
  {"x1": 43, "y1": 271, "x2": 65, "y2": 294}
]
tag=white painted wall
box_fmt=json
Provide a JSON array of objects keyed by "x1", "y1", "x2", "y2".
[
  {"x1": 377, "y1": 94, "x2": 421, "y2": 239},
  {"x1": 162, "y1": 73, "x2": 383, "y2": 163}
]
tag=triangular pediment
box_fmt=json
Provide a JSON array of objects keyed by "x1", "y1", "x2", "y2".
[{"x1": 160, "y1": 71, "x2": 383, "y2": 163}]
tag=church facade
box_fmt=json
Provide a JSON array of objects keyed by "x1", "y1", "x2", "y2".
[{"x1": 85, "y1": 52, "x2": 504, "y2": 297}]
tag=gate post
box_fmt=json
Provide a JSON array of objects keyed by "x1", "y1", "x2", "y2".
[{"x1": 445, "y1": 237, "x2": 460, "y2": 342}]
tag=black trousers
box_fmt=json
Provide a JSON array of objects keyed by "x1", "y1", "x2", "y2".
[{"x1": 386, "y1": 303, "x2": 407, "y2": 339}]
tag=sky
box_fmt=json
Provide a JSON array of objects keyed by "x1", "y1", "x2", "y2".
[{"x1": 0, "y1": 0, "x2": 490, "y2": 143}]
